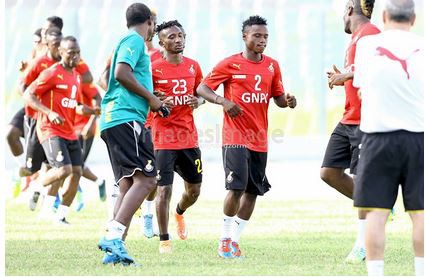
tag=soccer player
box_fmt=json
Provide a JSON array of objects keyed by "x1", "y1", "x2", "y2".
[
  {"x1": 23, "y1": 36, "x2": 97, "y2": 224},
  {"x1": 97, "y1": 3, "x2": 171, "y2": 265},
  {"x1": 151, "y1": 20, "x2": 204, "y2": 254},
  {"x1": 20, "y1": 27, "x2": 64, "y2": 212},
  {"x1": 320, "y1": 0, "x2": 380, "y2": 263},
  {"x1": 197, "y1": 15, "x2": 296, "y2": 258},
  {"x1": 353, "y1": 0, "x2": 423, "y2": 275}
]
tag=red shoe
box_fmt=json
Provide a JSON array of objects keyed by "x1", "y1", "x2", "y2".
[
  {"x1": 218, "y1": 238, "x2": 232, "y2": 258},
  {"x1": 230, "y1": 241, "x2": 241, "y2": 258}
]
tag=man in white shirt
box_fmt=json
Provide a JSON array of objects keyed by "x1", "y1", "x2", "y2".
[{"x1": 353, "y1": 0, "x2": 423, "y2": 275}]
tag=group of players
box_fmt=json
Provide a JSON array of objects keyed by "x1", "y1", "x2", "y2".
[
  {"x1": 6, "y1": 0, "x2": 423, "y2": 275},
  {"x1": 7, "y1": 16, "x2": 107, "y2": 223}
]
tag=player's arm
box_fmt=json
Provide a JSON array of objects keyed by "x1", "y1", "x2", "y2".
[
  {"x1": 196, "y1": 83, "x2": 242, "y2": 118},
  {"x1": 273, "y1": 93, "x2": 296, "y2": 109},
  {"x1": 187, "y1": 62, "x2": 206, "y2": 109},
  {"x1": 327, "y1": 65, "x2": 353, "y2": 89},
  {"x1": 97, "y1": 66, "x2": 110, "y2": 91},
  {"x1": 23, "y1": 70, "x2": 64, "y2": 125}
]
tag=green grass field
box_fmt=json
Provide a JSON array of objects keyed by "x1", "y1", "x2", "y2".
[{"x1": 5, "y1": 197, "x2": 415, "y2": 276}]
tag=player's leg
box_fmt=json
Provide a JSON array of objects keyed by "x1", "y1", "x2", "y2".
[
  {"x1": 219, "y1": 146, "x2": 249, "y2": 258},
  {"x1": 156, "y1": 150, "x2": 176, "y2": 252},
  {"x1": 365, "y1": 210, "x2": 389, "y2": 276},
  {"x1": 410, "y1": 212, "x2": 424, "y2": 276},
  {"x1": 173, "y1": 148, "x2": 203, "y2": 240},
  {"x1": 6, "y1": 108, "x2": 25, "y2": 156}
]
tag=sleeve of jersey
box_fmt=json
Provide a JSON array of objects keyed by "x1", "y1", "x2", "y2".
[
  {"x1": 202, "y1": 60, "x2": 230, "y2": 91},
  {"x1": 31, "y1": 70, "x2": 55, "y2": 97},
  {"x1": 22, "y1": 61, "x2": 41, "y2": 86},
  {"x1": 82, "y1": 83, "x2": 99, "y2": 99},
  {"x1": 75, "y1": 59, "x2": 90, "y2": 75},
  {"x1": 194, "y1": 62, "x2": 204, "y2": 96},
  {"x1": 115, "y1": 35, "x2": 142, "y2": 70},
  {"x1": 271, "y1": 62, "x2": 285, "y2": 97},
  {"x1": 352, "y1": 39, "x2": 366, "y2": 89}
]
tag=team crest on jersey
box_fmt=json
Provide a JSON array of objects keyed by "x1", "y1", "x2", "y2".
[
  {"x1": 26, "y1": 158, "x2": 33, "y2": 169},
  {"x1": 226, "y1": 171, "x2": 234, "y2": 183},
  {"x1": 189, "y1": 64, "x2": 195, "y2": 75},
  {"x1": 56, "y1": 151, "x2": 64, "y2": 162},
  {"x1": 156, "y1": 170, "x2": 161, "y2": 181},
  {"x1": 57, "y1": 74, "x2": 63, "y2": 80},
  {"x1": 268, "y1": 62, "x2": 274, "y2": 72},
  {"x1": 145, "y1": 160, "x2": 154, "y2": 172},
  {"x1": 231, "y1": 63, "x2": 241, "y2": 70}
]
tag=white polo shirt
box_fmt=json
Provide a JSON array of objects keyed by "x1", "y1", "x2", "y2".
[{"x1": 353, "y1": 29, "x2": 424, "y2": 133}]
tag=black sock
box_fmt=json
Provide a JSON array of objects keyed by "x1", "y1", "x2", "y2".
[
  {"x1": 159, "y1": 234, "x2": 170, "y2": 241},
  {"x1": 176, "y1": 204, "x2": 185, "y2": 215}
]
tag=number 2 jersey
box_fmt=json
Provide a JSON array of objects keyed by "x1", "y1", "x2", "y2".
[
  {"x1": 202, "y1": 53, "x2": 285, "y2": 152},
  {"x1": 151, "y1": 56, "x2": 203, "y2": 150}
]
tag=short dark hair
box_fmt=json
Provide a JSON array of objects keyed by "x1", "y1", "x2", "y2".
[
  {"x1": 156, "y1": 20, "x2": 183, "y2": 35},
  {"x1": 126, "y1": 3, "x2": 152, "y2": 28},
  {"x1": 46, "y1": 16, "x2": 64, "y2": 30},
  {"x1": 242, "y1": 15, "x2": 267, "y2": 33},
  {"x1": 61, "y1": 36, "x2": 77, "y2": 43},
  {"x1": 45, "y1": 26, "x2": 62, "y2": 37},
  {"x1": 34, "y1": 28, "x2": 42, "y2": 38}
]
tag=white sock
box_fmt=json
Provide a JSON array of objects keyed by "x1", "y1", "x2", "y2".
[
  {"x1": 415, "y1": 257, "x2": 424, "y2": 276},
  {"x1": 96, "y1": 178, "x2": 105, "y2": 187},
  {"x1": 143, "y1": 200, "x2": 154, "y2": 216},
  {"x1": 107, "y1": 183, "x2": 119, "y2": 221},
  {"x1": 105, "y1": 220, "x2": 126, "y2": 240},
  {"x1": 40, "y1": 195, "x2": 56, "y2": 213},
  {"x1": 355, "y1": 219, "x2": 366, "y2": 248},
  {"x1": 56, "y1": 204, "x2": 69, "y2": 220},
  {"x1": 367, "y1": 260, "x2": 384, "y2": 276},
  {"x1": 231, "y1": 216, "x2": 248, "y2": 243},
  {"x1": 221, "y1": 215, "x2": 234, "y2": 239}
]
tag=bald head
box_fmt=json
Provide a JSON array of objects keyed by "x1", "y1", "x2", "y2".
[{"x1": 385, "y1": 0, "x2": 415, "y2": 22}]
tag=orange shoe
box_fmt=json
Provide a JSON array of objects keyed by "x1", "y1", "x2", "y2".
[
  {"x1": 159, "y1": 240, "x2": 172, "y2": 254},
  {"x1": 174, "y1": 213, "x2": 188, "y2": 240},
  {"x1": 218, "y1": 238, "x2": 232, "y2": 258}
]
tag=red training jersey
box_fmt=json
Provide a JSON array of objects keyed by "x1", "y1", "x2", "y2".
[
  {"x1": 151, "y1": 56, "x2": 203, "y2": 150},
  {"x1": 202, "y1": 53, "x2": 284, "y2": 152},
  {"x1": 74, "y1": 59, "x2": 99, "y2": 133},
  {"x1": 29, "y1": 63, "x2": 82, "y2": 143},
  {"x1": 342, "y1": 22, "x2": 380, "y2": 125},
  {"x1": 22, "y1": 55, "x2": 57, "y2": 119},
  {"x1": 145, "y1": 47, "x2": 163, "y2": 129}
]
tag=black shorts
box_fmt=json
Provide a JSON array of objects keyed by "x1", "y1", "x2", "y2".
[
  {"x1": 9, "y1": 108, "x2": 25, "y2": 137},
  {"x1": 78, "y1": 135, "x2": 94, "y2": 163},
  {"x1": 321, "y1": 122, "x2": 363, "y2": 174},
  {"x1": 41, "y1": 136, "x2": 83, "y2": 168},
  {"x1": 354, "y1": 131, "x2": 424, "y2": 211},
  {"x1": 155, "y1": 148, "x2": 203, "y2": 186},
  {"x1": 24, "y1": 116, "x2": 47, "y2": 173},
  {"x1": 101, "y1": 121, "x2": 156, "y2": 184},
  {"x1": 222, "y1": 146, "x2": 270, "y2": 196}
]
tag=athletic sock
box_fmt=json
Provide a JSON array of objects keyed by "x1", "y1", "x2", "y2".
[
  {"x1": 415, "y1": 257, "x2": 424, "y2": 276},
  {"x1": 107, "y1": 183, "x2": 119, "y2": 221},
  {"x1": 105, "y1": 220, "x2": 126, "y2": 240},
  {"x1": 143, "y1": 200, "x2": 154, "y2": 216},
  {"x1": 367, "y1": 260, "x2": 384, "y2": 276},
  {"x1": 354, "y1": 219, "x2": 366, "y2": 248},
  {"x1": 159, "y1": 234, "x2": 170, "y2": 241},
  {"x1": 231, "y1": 216, "x2": 248, "y2": 243},
  {"x1": 40, "y1": 195, "x2": 56, "y2": 213},
  {"x1": 176, "y1": 203, "x2": 185, "y2": 215},
  {"x1": 221, "y1": 214, "x2": 234, "y2": 239},
  {"x1": 56, "y1": 204, "x2": 69, "y2": 221}
]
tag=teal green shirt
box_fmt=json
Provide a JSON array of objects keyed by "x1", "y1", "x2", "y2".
[{"x1": 100, "y1": 30, "x2": 153, "y2": 131}]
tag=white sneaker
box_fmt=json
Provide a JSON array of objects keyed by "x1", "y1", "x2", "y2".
[{"x1": 345, "y1": 246, "x2": 366, "y2": 263}]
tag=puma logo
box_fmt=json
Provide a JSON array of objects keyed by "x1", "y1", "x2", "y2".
[
  {"x1": 155, "y1": 69, "x2": 163, "y2": 75},
  {"x1": 57, "y1": 74, "x2": 63, "y2": 80},
  {"x1": 231, "y1": 63, "x2": 241, "y2": 70},
  {"x1": 376, "y1": 47, "x2": 420, "y2": 79},
  {"x1": 41, "y1": 63, "x2": 48, "y2": 68},
  {"x1": 127, "y1": 47, "x2": 135, "y2": 56}
]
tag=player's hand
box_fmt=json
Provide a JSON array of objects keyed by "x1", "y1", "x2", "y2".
[
  {"x1": 47, "y1": 111, "x2": 65, "y2": 125},
  {"x1": 153, "y1": 90, "x2": 166, "y2": 101},
  {"x1": 187, "y1": 95, "x2": 200, "y2": 109},
  {"x1": 327, "y1": 65, "x2": 347, "y2": 89},
  {"x1": 19, "y1": 60, "x2": 28, "y2": 72},
  {"x1": 221, "y1": 98, "x2": 242, "y2": 118},
  {"x1": 93, "y1": 106, "x2": 101, "y2": 116},
  {"x1": 286, "y1": 93, "x2": 297, "y2": 109},
  {"x1": 148, "y1": 96, "x2": 164, "y2": 112}
]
